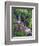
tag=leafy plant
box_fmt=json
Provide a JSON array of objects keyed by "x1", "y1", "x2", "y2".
[{"x1": 12, "y1": 8, "x2": 32, "y2": 36}]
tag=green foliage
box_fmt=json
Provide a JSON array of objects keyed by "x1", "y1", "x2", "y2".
[
  {"x1": 14, "y1": 8, "x2": 32, "y2": 16},
  {"x1": 28, "y1": 18, "x2": 32, "y2": 28},
  {"x1": 14, "y1": 8, "x2": 32, "y2": 28},
  {"x1": 15, "y1": 31, "x2": 26, "y2": 36},
  {"x1": 12, "y1": 8, "x2": 32, "y2": 37}
]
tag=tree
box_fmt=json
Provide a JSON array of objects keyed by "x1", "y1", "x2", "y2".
[{"x1": 14, "y1": 8, "x2": 32, "y2": 28}]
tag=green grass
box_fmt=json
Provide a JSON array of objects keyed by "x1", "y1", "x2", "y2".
[{"x1": 15, "y1": 31, "x2": 26, "y2": 36}]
